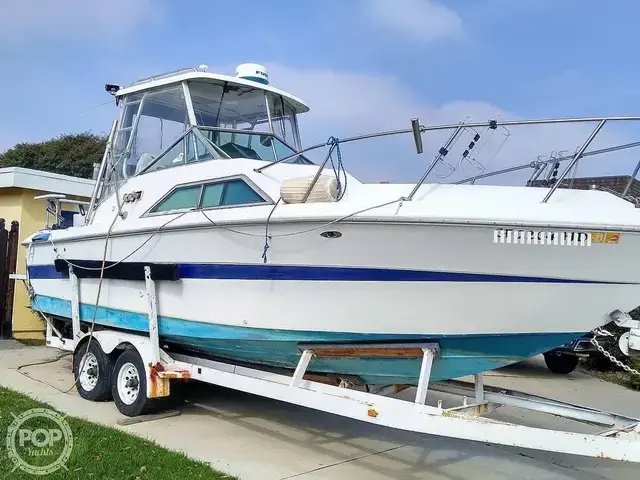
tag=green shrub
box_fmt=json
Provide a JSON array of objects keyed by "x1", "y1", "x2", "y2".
[{"x1": 625, "y1": 358, "x2": 640, "y2": 391}]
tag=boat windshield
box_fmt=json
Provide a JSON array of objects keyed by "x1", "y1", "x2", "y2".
[
  {"x1": 142, "y1": 128, "x2": 311, "y2": 174},
  {"x1": 95, "y1": 77, "x2": 313, "y2": 206},
  {"x1": 189, "y1": 80, "x2": 298, "y2": 148}
]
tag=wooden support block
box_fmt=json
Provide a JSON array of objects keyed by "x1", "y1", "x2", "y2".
[{"x1": 298, "y1": 342, "x2": 440, "y2": 359}]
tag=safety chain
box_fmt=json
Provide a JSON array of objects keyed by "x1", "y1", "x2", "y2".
[{"x1": 590, "y1": 330, "x2": 640, "y2": 377}]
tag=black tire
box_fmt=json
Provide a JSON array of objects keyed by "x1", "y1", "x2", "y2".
[
  {"x1": 73, "y1": 339, "x2": 114, "y2": 401},
  {"x1": 544, "y1": 352, "x2": 579, "y2": 374},
  {"x1": 112, "y1": 350, "x2": 157, "y2": 417}
]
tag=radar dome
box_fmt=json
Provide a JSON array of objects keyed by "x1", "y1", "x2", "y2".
[{"x1": 236, "y1": 63, "x2": 269, "y2": 85}]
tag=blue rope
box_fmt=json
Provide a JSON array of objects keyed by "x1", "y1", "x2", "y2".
[
  {"x1": 262, "y1": 198, "x2": 282, "y2": 263},
  {"x1": 326, "y1": 136, "x2": 346, "y2": 200}
]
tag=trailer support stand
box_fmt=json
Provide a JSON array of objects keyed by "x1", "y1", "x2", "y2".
[
  {"x1": 69, "y1": 265, "x2": 82, "y2": 347},
  {"x1": 474, "y1": 373, "x2": 485, "y2": 403},
  {"x1": 144, "y1": 266, "x2": 161, "y2": 365},
  {"x1": 415, "y1": 347, "x2": 436, "y2": 405},
  {"x1": 291, "y1": 349, "x2": 314, "y2": 387}
]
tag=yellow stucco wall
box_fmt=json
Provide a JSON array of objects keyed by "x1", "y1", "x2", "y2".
[
  {"x1": 0, "y1": 188, "x2": 23, "y2": 227},
  {"x1": 1, "y1": 188, "x2": 88, "y2": 339},
  {"x1": 13, "y1": 190, "x2": 50, "y2": 339}
]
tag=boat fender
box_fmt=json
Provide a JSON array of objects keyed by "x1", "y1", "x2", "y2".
[{"x1": 280, "y1": 175, "x2": 338, "y2": 204}]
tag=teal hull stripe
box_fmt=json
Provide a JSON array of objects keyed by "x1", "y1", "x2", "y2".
[{"x1": 32, "y1": 294, "x2": 582, "y2": 383}]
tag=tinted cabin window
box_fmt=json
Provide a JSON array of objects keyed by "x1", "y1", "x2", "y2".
[
  {"x1": 200, "y1": 179, "x2": 265, "y2": 208},
  {"x1": 200, "y1": 183, "x2": 224, "y2": 207},
  {"x1": 151, "y1": 185, "x2": 201, "y2": 213},
  {"x1": 151, "y1": 178, "x2": 266, "y2": 214},
  {"x1": 222, "y1": 180, "x2": 264, "y2": 206}
]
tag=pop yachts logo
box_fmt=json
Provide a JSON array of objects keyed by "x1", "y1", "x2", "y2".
[
  {"x1": 5, "y1": 408, "x2": 73, "y2": 475},
  {"x1": 493, "y1": 229, "x2": 591, "y2": 246}
]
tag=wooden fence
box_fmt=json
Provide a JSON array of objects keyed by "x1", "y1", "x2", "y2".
[{"x1": 0, "y1": 219, "x2": 19, "y2": 339}]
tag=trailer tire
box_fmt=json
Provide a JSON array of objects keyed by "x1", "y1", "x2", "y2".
[
  {"x1": 112, "y1": 350, "x2": 157, "y2": 417},
  {"x1": 74, "y1": 339, "x2": 114, "y2": 402},
  {"x1": 544, "y1": 352, "x2": 579, "y2": 374}
]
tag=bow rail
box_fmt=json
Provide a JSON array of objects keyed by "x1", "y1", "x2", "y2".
[{"x1": 255, "y1": 116, "x2": 640, "y2": 204}]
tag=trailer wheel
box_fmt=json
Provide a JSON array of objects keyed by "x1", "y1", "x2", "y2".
[
  {"x1": 544, "y1": 352, "x2": 579, "y2": 374},
  {"x1": 74, "y1": 339, "x2": 114, "y2": 401},
  {"x1": 112, "y1": 350, "x2": 157, "y2": 417}
]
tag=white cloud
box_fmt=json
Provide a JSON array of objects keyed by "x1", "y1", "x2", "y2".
[
  {"x1": 0, "y1": 0, "x2": 160, "y2": 44},
  {"x1": 363, "y1": 0, "x2": 463, "y2": 44}
]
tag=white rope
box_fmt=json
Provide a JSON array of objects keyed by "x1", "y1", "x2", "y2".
[{"x1": 200, "y1": 196, "x2": 406, "y2": 238}]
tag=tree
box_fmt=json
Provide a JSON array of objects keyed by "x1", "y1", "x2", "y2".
[{"x1": 0, "y1": 133, "x2": 107, "y2": 179}]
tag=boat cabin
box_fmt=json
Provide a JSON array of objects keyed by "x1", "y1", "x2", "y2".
[{"x1": 98, "y1": 64, "x2": 312, "y2": 204}]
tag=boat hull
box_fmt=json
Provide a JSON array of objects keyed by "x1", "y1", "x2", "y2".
[{"x1": 25, "y1": 220, "x2": 640, "y2": 383}]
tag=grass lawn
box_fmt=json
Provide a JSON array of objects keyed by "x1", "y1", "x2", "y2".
[
  {"x1": 0, "y1": 387, "x2": 235, "y2": 480},
  {"x1": 15, "y1": 338, "x2": 47, "y2": 347}
]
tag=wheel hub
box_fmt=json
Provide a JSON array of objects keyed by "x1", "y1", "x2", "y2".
[
  {"x1": 117, "y1": 362, "x2": 140, "y2": 405},
  {"x1": 78, "y1": 353, "x2": 99, "y2": 391}
]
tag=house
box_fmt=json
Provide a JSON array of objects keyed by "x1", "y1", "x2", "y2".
[{"x1": 0, "y1": 167, "x2": 94, "y2": 339}]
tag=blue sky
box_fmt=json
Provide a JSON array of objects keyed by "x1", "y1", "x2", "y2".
[{"x1": 1, "y1": 0, "x2": 639, "y2": 183}]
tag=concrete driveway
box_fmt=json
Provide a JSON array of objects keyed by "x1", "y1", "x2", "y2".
[
  {"x1": 0, "y1": 339, "x2": 24, "y2": 350},
  {"x1": 0, "y1": 345, "x2": 638, "y2": 479}
]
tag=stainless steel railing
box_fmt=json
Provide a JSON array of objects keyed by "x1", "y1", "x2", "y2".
[{"x1": 255, "y1": 116, "x2": 640, "y2": 203}]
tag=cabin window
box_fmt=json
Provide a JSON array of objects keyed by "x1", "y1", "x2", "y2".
[
  {"x1": 150, "y1": 185, "x2": 201, "y2": 213},
  {"x1": 149, "y1": 177, "x2": 268, "y2": 215},
  {"x1": 201, "y1": 179, "x2": 266, "y2": 208},
  {"x1": 200, "y1": 183, "x2": 224, "y2": 207}
]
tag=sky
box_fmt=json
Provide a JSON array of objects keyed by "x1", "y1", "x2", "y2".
[{"x1": 1, "y1": 0, "x2": 640, "y2": 184}]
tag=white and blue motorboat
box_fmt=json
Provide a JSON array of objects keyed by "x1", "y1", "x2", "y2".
[{"x1": 24, "y1": 64, "x2": 640, "y2": 385}]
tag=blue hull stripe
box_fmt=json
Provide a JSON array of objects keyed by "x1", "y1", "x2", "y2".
[{"x1": 27, "y1": 263, "x2": 625, "y2": 284}]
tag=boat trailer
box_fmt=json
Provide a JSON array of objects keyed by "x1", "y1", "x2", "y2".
[{"x1": 28, "y1": 265, "x2": 640, "y2": 463}]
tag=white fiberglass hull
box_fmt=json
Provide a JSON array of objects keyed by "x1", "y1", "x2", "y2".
[{"x1": 25, "y1": 221, "x2": 640, "y2": 383}]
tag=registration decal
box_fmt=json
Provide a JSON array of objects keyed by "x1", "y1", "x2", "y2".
[{"x1": 493, "y1": 229, "x2": 591, "y2": 246}]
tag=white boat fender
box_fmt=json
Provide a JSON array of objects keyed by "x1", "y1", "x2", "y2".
[{"x1": 281, "y1": 175, "x2": 338, "y2": 203}]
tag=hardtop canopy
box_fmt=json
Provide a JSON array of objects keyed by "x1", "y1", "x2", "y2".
[{"x1": 115, "y1": 69, "x2": 309, "y2": 115}]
